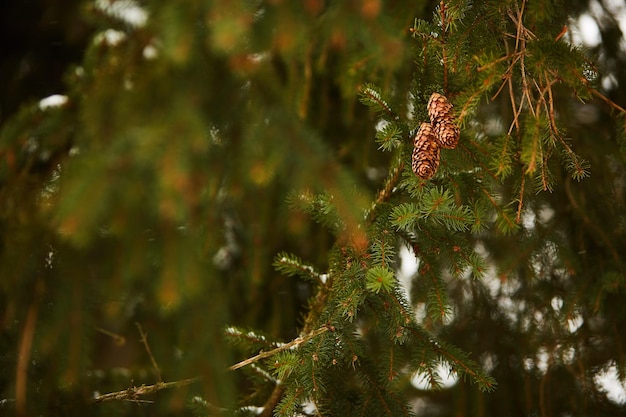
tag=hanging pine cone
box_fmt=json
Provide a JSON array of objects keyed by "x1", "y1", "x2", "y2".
[
  {"x1": 412, "y1": 122, "x2": 440, "y2": 180},
  {"x1": 427, "y1": 92, "x2": 460, "y2": 149}
]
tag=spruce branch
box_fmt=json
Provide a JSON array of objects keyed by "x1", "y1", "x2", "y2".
[
  {"x1": 225, "y1": 326, "x2": 285, "y2": 350},
  {"x1": 481, "y1": 188, "x2": 519, "y2": 234},
  {"x1": 435, "y1": 343, "x2": 497, "y2": 391},
  {"x1": 376, "y1": 156, "x2": 404, "y2": 206},
  {"x1": 426, "y1": 271, "x2": 451, "y2": 321},
  {"x1": 228, "y1": 326, "x2": 331, "y2": 371},
  {"x1": 273, "y1": 252, "x2": 326, "y2": 284},
  {"x1": 275, "y1": 386, "x2": 303, "y2": 417},
  {"x1": 366, "y1": 153, "x2": 404, "y2": 223},
  {"x1": 357, "y1": 361, "x2": 410, "y2": 416},
  {"x1": 358, "y1": 83, "x2": 400, "y2": 121},
  {"x1": 375, "y1": 122, "x2": 404, "y2": 152},
  {"x1": 410, "y1": 326, "x2": 497, "y2": 392}
]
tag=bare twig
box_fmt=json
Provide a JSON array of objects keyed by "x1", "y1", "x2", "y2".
[
  {"x1": 96, "y1": 327, "x2": 126, "y2": 346},
  {"x1": 588, "y1": 85, "x2": 626, "y2": 114},
  {"x1": 92, "y1": 324, "x2": 200, "y2": 404},
  {"x1": 477, "y1": 51, "x2": 524, "y2": 73},
  {"x1": 516, "y1": 171, "x2": 525, "y2": 223},
  {"x1": 228, "y1": 326, "x2": 330, "y2": 371},
  {"x1": 16, "y1": 279, "x2": 45, "y2": 417},
  {"x1": 439, "y1": 1, "x2": 449, "y2": 92},
  {"x1": 136, "y1": 323, "x2": 162, "y2": 382},
  {"x1": 93, "y1": 377, "x2": 201, "y2": 403},
  {"x1": 259, "y1": 384, "x2": 285, "y2": 417}
]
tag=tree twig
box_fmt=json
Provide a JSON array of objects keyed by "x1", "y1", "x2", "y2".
[
  {"x1": 96, "y1": 327, "x2": 126, "y2": 346},
  {"x1": 259, "y1": 384, "x2": 285, "y2": 417},
  {"x1": 16, "y1": 279, "x2": 44, "y2": 417},
  {"x1": 136, "y1": 322, "x2": 162, "y2": 382},
  {"x1": 92, "y1": 377, "x2": 201, "y2": 403},
  {"x1": 228, "y1": 326, "x2": 330, "y2": 371}
]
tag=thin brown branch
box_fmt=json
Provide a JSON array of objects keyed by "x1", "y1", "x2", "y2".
[
  {"x1": 520, "y1": 62, "x2": 535, "y2": 119},
  {"x1": 259, "y1": 384, "x2": 284, "y2": 417},
  {"x1": 96, "y1": 327, "x2": 126, "y2": 346},
  {"x1": 375, "y1": 159, "x2": 404, "y2": 206},
  {"x1": 136, "y1": 323, "x2": 162, "y2": 382},
  {"x1": 491, "y1": 74, "x2": 510, "y2": 102},
  {"x1": 570, "y1": 65, "x2": 626, "y2": 113},
  {"x1": 458, "y1": 87, "x2": 486, "y2": 124},
  {"x1": 16, "y1": 306, "x2": 37, "y2": 415},
  {"x1": 542, "y1": 71, "x2": 561, "y2": 139},
  {"x1": 93, "y1": 377, "x2": 201, "y2": 403},
  {"x1": 477, "y1": 51, "x2": 524, "y2": 73},
  {"x1": 516, "y1": 172, "x2": 525, "y2": 223},
  {"x1": 588, "y1": 86, "x2": 626, "y2": 114},
  {"x1": 507, "y1": 77, "x2": 520, "y2": 134},
  {"x1": 439, "y1": 1, "x2": 449, "y2": 93},
  {"x1": 16, "y1": 279, "x2": 44, "y2": 417},
  {"x1": 564, "y1": 178, "x2": 622, "y2": 267},
  {"x1": 228, "y1": 326, "x2": 330, "y2": 371}
]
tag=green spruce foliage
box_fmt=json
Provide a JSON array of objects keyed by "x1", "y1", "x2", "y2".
[{"x1": 2, "y1": 0, "x2": 626, "y2": 416}]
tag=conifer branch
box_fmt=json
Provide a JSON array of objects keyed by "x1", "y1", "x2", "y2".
[
  {"x1": 358, "y1": 364, "x2": 409, "y2": 416},
  {"x1": 273, "y1": 252, "x2": 326, "y2": 284},
  {"x1": 375, "y1": 158, "x2": 404, "y2": 206},
  {"x1": 477, "y1": 51, "x2": 524, "y2": 73},
  {"x1": 228, "y1": 326, "x2": 331, "y2": 371},
  {"x1": 388, "y1": 345, "x2": 396, "y2": 381},
  {"x1": 358, "y1": 84, "x2": 399, "y2": 121},
  {"x1": 427, "y1": 271, "x2": 449, "y2": 320},
  {"x1": 481, "y1": 188, "x2": 518, "y2": 233},
  {"x1": 367, "y1": 154, "x2": 404, "y2": 223},
  {"x1": 436, "y1": 346, "x2": 496, "y2": 391},
  {"x1": 382, "y1": 290, "x2": 413, "y2": 327}
]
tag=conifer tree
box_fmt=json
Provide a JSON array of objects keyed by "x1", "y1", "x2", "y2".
[{"x1": 1, "y1": 1, "x2": 626, "y2": 416}]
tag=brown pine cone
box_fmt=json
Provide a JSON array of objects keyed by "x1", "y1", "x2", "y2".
[
  {"x1": 412, "y1": 122, "x2": 441, "y2": 180},
  {"x1": 433, "y1": 120, "x2": 460, "y2": 149},
  {"x1": 427, "y1": 92, "x2": 460, "y2": 149}
]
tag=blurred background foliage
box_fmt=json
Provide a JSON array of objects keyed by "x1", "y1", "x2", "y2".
[{"x1": 1, "y1": 0, "x2": 626, "y2": 416}]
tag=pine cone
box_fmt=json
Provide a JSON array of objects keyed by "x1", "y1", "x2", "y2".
[
  {"x1": 433, "y1": 120, "x2": 460, "y2": 149},
  {"x1": 412, "y1": 122, "x2": 440, "y2": 180},
  {"x1": 427, "y1": 92, "x2": 460, "y2": 149}
]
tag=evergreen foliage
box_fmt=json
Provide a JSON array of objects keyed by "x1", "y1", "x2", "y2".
[{"x1": 2, "y1": 0, "x2": 626, "y2": 416}]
